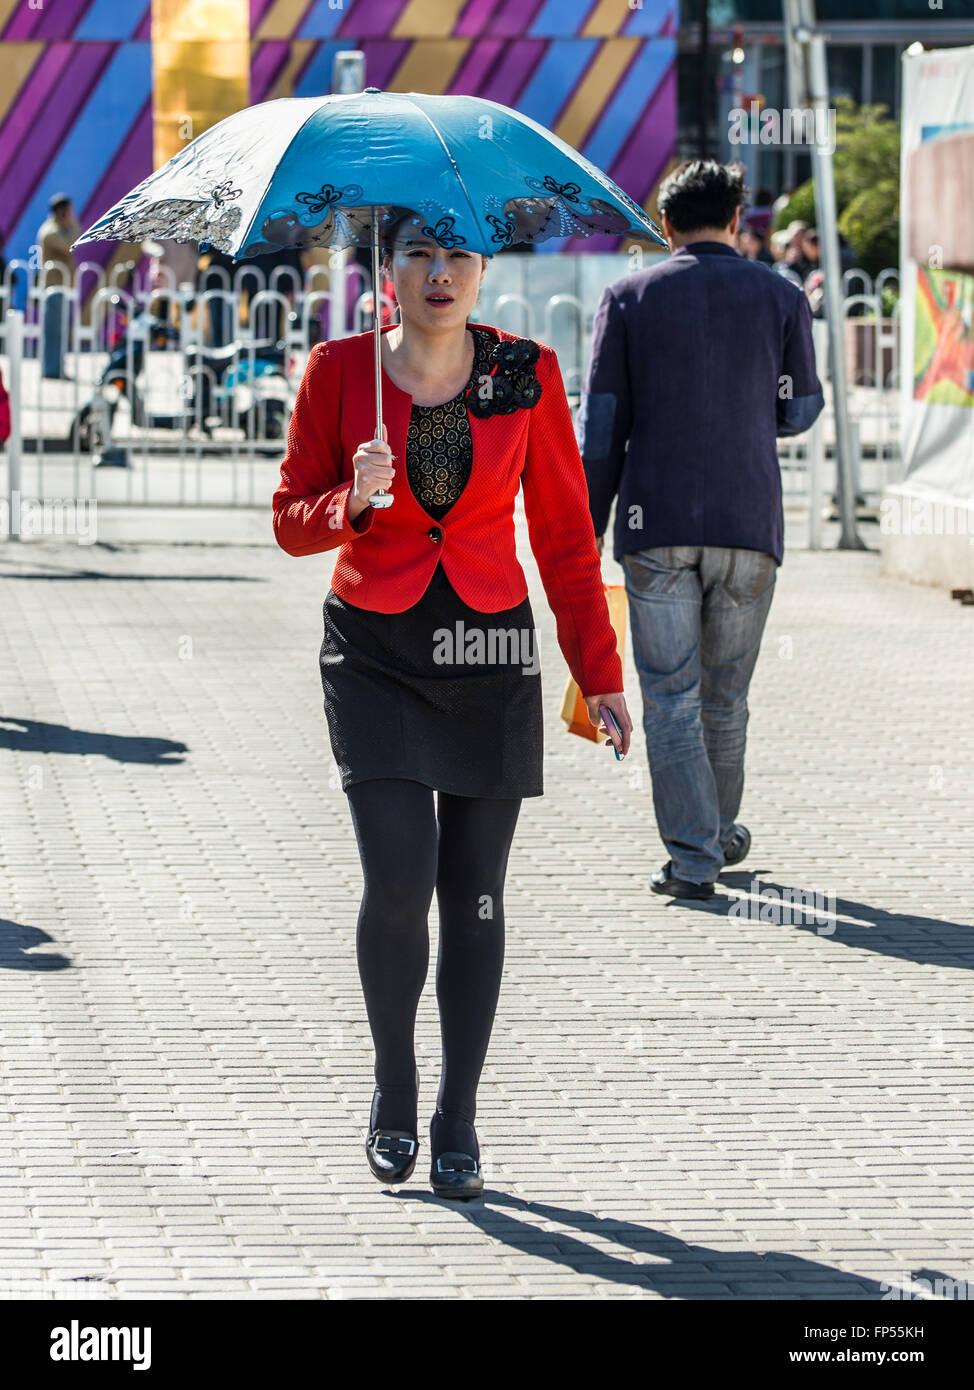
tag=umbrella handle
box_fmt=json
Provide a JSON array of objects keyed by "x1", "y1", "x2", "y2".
[{"x1": 369, "y1": 206, "x2": 394, "y2": 509}]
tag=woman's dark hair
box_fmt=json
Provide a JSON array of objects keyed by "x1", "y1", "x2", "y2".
[
  {"x1": 379, "y1": 209, "x2": 421, "y2": 260},
  {"x1": 656, "y1": 160, "x2": 749, "y2": 234}
]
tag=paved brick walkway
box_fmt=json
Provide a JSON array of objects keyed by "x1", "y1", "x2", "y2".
[{"x1": 1, "y1": 512, "x2": 972, "y2": 1300}]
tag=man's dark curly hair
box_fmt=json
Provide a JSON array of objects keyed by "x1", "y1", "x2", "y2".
[{"x1": 656, "y1": 160, "x2": 750, "y2": 234}]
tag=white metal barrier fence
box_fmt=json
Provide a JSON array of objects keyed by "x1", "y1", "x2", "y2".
[
  {"x1": 775, "y1": 267, "x2": 901, "y2": 546},
  {"x1": 1, "y1": 256, "x2": 901, "y2": 538}
]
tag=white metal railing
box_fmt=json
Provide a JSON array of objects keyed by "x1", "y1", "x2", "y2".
[
  {"x1": 776, "y1": 268, "x2": 901, "y2": 546},
  {"x1": 1, "y1": 257, "x2": 901, "y2": 526}
]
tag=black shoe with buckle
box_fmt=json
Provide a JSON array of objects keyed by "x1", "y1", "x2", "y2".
[
  {"x1": 650, "y1": 861, "x2": 716, "y2": 900},
  {"x1": 366, "y1": 1130, "x2": 418, "y2": 1184},
  {"x1": 430, "y1": 1151, "x2": 484, "y2": 1200},
  {"x1": 366, "y1": 1067, "x2": 419, "y2": 1184}
]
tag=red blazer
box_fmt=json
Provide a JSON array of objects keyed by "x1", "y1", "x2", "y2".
[{"x1": 272, "y1": 322, "x2": 623, "y2": 697}]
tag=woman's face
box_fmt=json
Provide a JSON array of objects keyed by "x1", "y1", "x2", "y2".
[{"x1": 383, "y1": 228, "x2": 486, "y2": 330}]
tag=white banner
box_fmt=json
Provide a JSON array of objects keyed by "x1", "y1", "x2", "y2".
[{"x1": 900, "y1": 44, "x2": 974, "y2": 496}]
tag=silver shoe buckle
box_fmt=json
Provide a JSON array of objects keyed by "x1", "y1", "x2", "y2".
[
  {"x1": 374, "y1": 1135, "x2": 416, "y2": 1156},
  {"x1": 435, "y1": 1154, "x2": 477, "y2": 1174}
]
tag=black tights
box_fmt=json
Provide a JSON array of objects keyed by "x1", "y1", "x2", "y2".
[{"x1": 346, "y1": 778, "x2": 521, "y2": 1161}]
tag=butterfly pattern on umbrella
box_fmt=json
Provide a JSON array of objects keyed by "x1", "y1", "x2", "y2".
[
  {"x1": 244, "y1": 174, "x2": 642, "y2": 257},
  {"x1": 91, "y1": 172, "x2": 648, "y2": 259}
]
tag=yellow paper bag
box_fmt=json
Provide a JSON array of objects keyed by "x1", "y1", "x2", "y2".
[{"x1": 560, "y1": 583, "x2": 627, "y2": 743}]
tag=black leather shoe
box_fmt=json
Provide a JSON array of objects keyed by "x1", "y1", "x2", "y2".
[
  {"x1": 650, "y1": 861, "x2": 716, "y2": 900},
  {"x1": 430, "y1": 1151, "x2": 484, "y2": 1201},
  {"x1": 366, "y1": 1130, "x2": 418, "y2": 1184},
  {"x1": 720, "y1": 824, "x2": 751, "y2": 868},
  {"x1": 366, "y1": 1066, "x2": 419, "y2": 1184}
]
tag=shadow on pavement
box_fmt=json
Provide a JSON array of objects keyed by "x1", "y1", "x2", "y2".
[
  {"x1": 0, "y1": 570, "x2": 262, "y2": 582},
  {"x1": 665, "y1": 870, "x2": 974, "y2": 972},
  {"x1": 398, "y1": 1191, "x2": 900, "y2": 1298},
  {"x1": 0, "y1": 717, "x2": 187, "y2": 765},
  {"x1": 0, "y1": 920, "x2": 71, "y2": 971}
]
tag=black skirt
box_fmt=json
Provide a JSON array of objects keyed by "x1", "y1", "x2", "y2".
[{"x1": 319, "y1": 561, "x2": 544, "y2": 799}]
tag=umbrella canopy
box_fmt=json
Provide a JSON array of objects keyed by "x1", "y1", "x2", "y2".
[
  {"x1": 73, "y1": 87, "x2": 666, "y2": 258},
  {"x1": 74, "y1": 87, "x2": 667, "y2": 510}
]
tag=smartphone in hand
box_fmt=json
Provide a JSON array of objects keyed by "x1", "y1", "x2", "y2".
[{"x1": 599, "y1": 705, "x2": 625, "y2": 760}]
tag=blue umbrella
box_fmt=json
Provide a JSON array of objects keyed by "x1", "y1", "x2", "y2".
[{"x1": 75, "y1": 87, "x2": 666, "y2": 507}]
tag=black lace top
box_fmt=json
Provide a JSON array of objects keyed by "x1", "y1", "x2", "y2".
[{"x1": 405, "y1": 325, "x2": 494, "y2": 521}]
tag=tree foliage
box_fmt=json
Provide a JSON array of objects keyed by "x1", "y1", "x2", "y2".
[{"x1": 774, "y1": 97, "x2": 900, "y2": 277}]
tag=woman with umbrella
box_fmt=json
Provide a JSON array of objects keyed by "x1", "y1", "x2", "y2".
[
  {"x1": 273, "y1": 205, "x2": 633, "y2": 1199},
  {"x1": 74, "y1": 88, "x2": 662, "y2": 1200}
]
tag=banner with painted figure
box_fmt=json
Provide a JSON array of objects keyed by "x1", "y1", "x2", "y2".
[{"x1": 900, "y1": 45, "x2": 974, "y2": 497}]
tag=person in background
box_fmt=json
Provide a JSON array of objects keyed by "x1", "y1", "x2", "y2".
[
  {"x1": 578, "y1": 160, "x2": 824, "y2": 899},
  {"x1": 745, "y1": 187, "x2": 775, "y2": 238},
  {"x1": 792, "y1": 227, "x2": 820, "y2": 284},
  {"x1": 769, "y1": 229, "x2": 791, "y2": 264},
  {"x1": 772, "y1": 222, "x2": 808, "y2": 286},
  {"x1": 0, "y1": 362, "x2": 10, "y2": 446},
  {"x1": 783, "y1": 221, "x2": 809, "y2": 269},
  {"x1": 37, "y1": 194, "x2": 79, "y2": 379},
  {"x1": 740, "y1": 223, "x2": 774, "y2": 266},
  {"x1": 772, "y1": 188, "x2": 795, "y2": 221}
]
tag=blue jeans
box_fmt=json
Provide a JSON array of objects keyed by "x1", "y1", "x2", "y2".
[{"x1": 622, "y1": 545, "x2": 777, "y2": 884}]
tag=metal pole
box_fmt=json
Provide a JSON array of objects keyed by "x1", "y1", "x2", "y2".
[
  {"x1": 331, "y1": 248, "x2": 347, "y2": 340},
  {"x1": 807, "y1": 414, "x2": 824, "y2": 549},
  {"x1": 697, "y1": 0, "x2": 711, "y2": 159},
  {"x1": 807, "y1": 320, "x2": 828, "y2": 549},
  {"x1": 372, "y1": 207, "x2": 382, "y2": 441},
  {"x1": 368, "y1": 205, "x2": 393, "y2": 508},
  {"x1": 6, "y1": 308, "x2": 23, "y2": 543},
  {"x1": 849, "y1": 416, "x2": 862, "y2": 501},
  {"x1": 783, "y1": 0, "x2": 864, "y2": 549}
]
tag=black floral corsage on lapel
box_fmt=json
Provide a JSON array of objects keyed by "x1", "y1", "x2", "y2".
[{"x1": 466, "y1": 336, "x2": 543, "y2": 418}]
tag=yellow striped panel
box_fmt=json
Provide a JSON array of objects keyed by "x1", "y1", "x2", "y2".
[
  {"x1": 152, "y1": 0, "x2": 250, "y2": 169},
  {"x1": 554, "y1": 39, "x2": 638, "y2": 152},
  {"x1": 266, "y1": 40, "x2": 315, "y2": 101},
  {"x1": 392, "y1": 0, "x2": 470, "y2": 39},
  {"x1": 0, "y1": 0, "x2": 22, "y2": 33},
  {"x1": 644, "y1": 156, "x2": 679, "y2": 221},
  {"x1": 0, "y1": 42, "x2": 42, "y2": 132},
  {"x1": 581, "y1": 0, "x2": 637, "y2": 38},
  {"x1": 616, "y1": 159, "x2": 678, "y2": 255},
  {"x1": 254, "y1": 0, "x2": 311, "y2": 42},
  {"x1": 386, "y1": 40, "x2": 470, "y2": 95}
]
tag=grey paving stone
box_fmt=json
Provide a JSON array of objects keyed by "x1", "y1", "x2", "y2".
[{"x1": 1, "y1": 525, "x2": 972, "y2": 1300}]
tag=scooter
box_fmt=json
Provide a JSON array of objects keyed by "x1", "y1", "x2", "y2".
[
  {"x1": 186, "y1": 339, "x2": 289, "y2": 441},
  {"x1": 70, "y1": 313, "x2": 291, "y2": 449},
  {"x1": 70, "y1": 314, "x2": 179, "y2": 452}
]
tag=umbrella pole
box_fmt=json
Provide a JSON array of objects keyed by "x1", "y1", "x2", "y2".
[{"x1": 368, "y1": 206, "x2": 393, "y2": 508}]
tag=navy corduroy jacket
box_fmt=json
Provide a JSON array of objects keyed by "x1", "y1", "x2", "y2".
[{"x1": 577, "y1": 241, "x2": 824, "y2": 566}]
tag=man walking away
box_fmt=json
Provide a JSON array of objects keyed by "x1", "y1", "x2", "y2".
[{"x1": 578, "y1": 160, "x2": 824, "y2": 899}]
